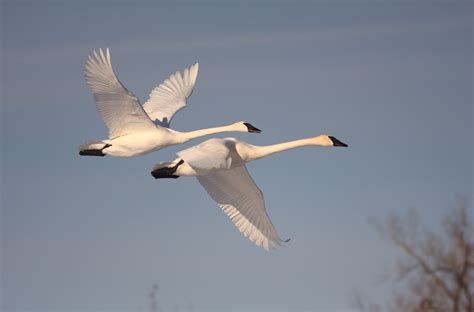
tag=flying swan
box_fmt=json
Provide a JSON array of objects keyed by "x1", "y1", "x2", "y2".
[
  {"x1": 150, "y1": 135, "x2": 348, "y2": 250},
  {"x1": 79, "y1": 48, "x2": 261, "y2": 157}
]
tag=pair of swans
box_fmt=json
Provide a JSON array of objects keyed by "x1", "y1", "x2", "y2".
[{"x1": 80, "y1": 48, "x2": 348, "y2": 251}]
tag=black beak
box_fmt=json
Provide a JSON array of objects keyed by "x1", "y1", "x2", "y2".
[
  {"x1": 328, "y1": 136, "x2": 348, "y2": 147},
  {"x1": 244, "y1": 122, "x2": 261, "y2": 133}
]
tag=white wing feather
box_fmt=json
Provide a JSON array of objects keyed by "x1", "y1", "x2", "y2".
[
  {"x1": 84, "y1": 48, "x2": 156, "y2": 139},
  {"x1": 175, "y1": 137, "x2": 287, "y2": 250},
  {"x1": 197, "y1": 166, "x2": 286, "y2": 251},
  {"x1": 142, "y1": 63, "x2": 199, "y2": 127}
]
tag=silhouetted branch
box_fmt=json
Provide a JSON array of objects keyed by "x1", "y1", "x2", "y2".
[{"x1": 355, "y1": 198, "x2": 473, "y2": 312}]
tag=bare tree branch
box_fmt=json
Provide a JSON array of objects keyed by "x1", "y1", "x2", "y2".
[{"x1": 354, "y1": 198, "x2": 473, "y2": 312}]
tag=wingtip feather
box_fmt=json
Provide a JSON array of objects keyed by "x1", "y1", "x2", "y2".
[
  {"x1": 106, "y1": 47, "x2": 111, "y2": 66},
  {"x1": 192, "y1": 63, "x2": 199, "y2": 82},
  {"x1": 93, "y1": 50, "x2": 100, "y2": 61},
  {"x1": 99, "y1": 48, "x2": 106, "y2": 64}
]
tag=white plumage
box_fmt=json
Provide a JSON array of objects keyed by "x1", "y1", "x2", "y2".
[
  {"x1": 152, "y1": 135, "x2": 348, "y2": 251},
  {"x1": 84, "y1": 48, "x2": 156, "y2": 139},
  {"x1": 197, "y1": 166, "x2": 284, "y2": 251},
  {"x1": 143, "y1": 63, "x2": 199, "y2": 127},
  {"x1": 80, "y1": 48, "x2": 260, "y2": 157}
]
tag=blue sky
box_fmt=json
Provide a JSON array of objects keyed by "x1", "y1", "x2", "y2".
[{"x1": 1, "y1": 1, "x2": 472, "y2": 311}]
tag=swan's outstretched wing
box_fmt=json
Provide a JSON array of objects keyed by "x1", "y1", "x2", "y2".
[
  {"x1": 84, "y1": 48, "x2": 156, "y2": 139},
  {"x1": 197, "y1": 166, "x2": 286, "y2": 251},
  {"x1": 142, "y1": 63, "x2": 199, "y2": 127}
]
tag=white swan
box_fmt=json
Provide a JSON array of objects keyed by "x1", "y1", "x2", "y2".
[
  {"x1": 79, "y1": 48, "x2": 261, "y2": 157},
  {"x1": 150, "y1": 135, "x2": 348, "y2": 250}
]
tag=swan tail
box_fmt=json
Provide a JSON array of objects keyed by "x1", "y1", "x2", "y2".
[{"x1": 79, "y1": 141, "x2": 111, "y2": 157}]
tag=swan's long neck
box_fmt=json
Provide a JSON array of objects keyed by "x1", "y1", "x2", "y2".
[
  {"x1": 243, "y1": 135, "x2": 331, "y2": 162},
  {"x1": 173, "y1": 124, "x2": 241, "y2": 144}
]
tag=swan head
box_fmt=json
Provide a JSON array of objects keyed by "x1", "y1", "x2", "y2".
[
  {"x1": 235, "y1": 121, "x2": 261, "y2": 133},
  {"x1": 316, "y1": 135, "x2": 348, "y2": 147}
]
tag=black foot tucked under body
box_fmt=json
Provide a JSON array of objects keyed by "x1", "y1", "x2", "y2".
[
  {"x1": 79, "y1": 144, "x2": 112, "y2": 156},
  {"x1": 151, "y1": 160, "x2": 184, "y2": 179}
]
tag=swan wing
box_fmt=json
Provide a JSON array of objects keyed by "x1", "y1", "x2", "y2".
[
  {"x1": 142, "y1": 63, "x2": 199, "y2": 127},
  {"x1": 197, "y1": 165, "x2": 286, "y2": 251},
  {"x1": 84, "y1": 48, "x2": 156, "y2": 139}
]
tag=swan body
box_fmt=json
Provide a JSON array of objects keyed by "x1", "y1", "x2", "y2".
[
  {"x1": 81, "y1": 122, "x2": 255, "y2": 157},
  {"x1": 79, "y1": 48, "x2": 260, "y2": 157},
  {"x1": 151, "y1": 135, "x2": 348, "y2": 250}
]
